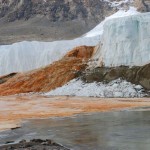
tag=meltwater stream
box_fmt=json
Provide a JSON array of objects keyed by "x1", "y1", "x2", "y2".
[{"x1": 0, "y1": 110, "x2": 150, "y2": 150}]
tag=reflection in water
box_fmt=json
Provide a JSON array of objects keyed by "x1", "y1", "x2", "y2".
[{"x1": 0, "y1": 111, "x2": 150, "y2": 150}]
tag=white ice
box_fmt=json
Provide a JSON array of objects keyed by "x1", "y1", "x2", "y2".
[
  {"x1": 93, "y1": 12, "x2": 150, "y2": 67},
  {"x1": 84, "y1": 7, "x2": 139, "y2": 38},
  {"x1": 0, "y1": 36, "x2": 99, "y2": 76},
  {"x1": 45, "y1": 79, "x2": 145, "y2": 98}
]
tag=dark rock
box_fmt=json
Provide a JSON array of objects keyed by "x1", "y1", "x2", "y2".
[
  {"x1": 0, "y1": 0, "x2": 114, "y2": 22},
  {"x1": 136, "y1": 63, "x2": 150, "y2": 89},
  {"x1": 19, "y1": 140, "x2": 27, "y2": 144},
  {"x1": 31, "y1": 139, "x2": 44, "y2": 143},
  {"x1": 5, "y1": 141, "x2": 14, "y2": 144},
  {"x1": 0, "y1": 73, "x2": 17, "y2": 84},
  {"x1": 0, "y1": 0, "x2": 116, "y2": 44},
  {"x1": 82, "y1": 63, "x2": 150, "y2": 90},
  {"x1": 11, "y1": 126, "x2": 21, "y2": 130},
  {"x1": 0, "y1": 139, "x2": 69, "y2": 150}
]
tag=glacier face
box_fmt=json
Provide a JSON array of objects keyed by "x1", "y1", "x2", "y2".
[
  {"x1": 0, "y1": 37, "x2": 99, "y2": 76},
  {"x1": 0, "y1": 8, "x2": 139, "y2": 76},
  {"x1": 93, "y1": 12, "x2": 150, "y2": 67}
]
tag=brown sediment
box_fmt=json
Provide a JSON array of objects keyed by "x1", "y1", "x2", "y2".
[
  {"x1": 0, "y1": 46, "x2": 95, "y2": 96},
  {"x1": 64, "y1": 46, "x2": 94, "y2": 59},
  {"x1": 0, "y1": 95, "x2": 150, "y2": 131}
]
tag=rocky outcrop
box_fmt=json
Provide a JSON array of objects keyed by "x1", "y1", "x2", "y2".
[
  {"x1": 82, "y1": 63, "x2": 150, "y2": 90},
  {"x1": 0, "y1": 0, "x2": 115, "y2": 44},
  {"x1": 0, "y1": 46, "x2": 95, "y2": 96},
  {"x1": 0, "y1": 0, "x2": 114, "y2": 22},
  {"x1": 134, "y1": 0, "x2": 150, "y2": 12}
]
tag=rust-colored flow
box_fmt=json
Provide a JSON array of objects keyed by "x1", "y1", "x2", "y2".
[
  {"x1": 0, "y1": 95, "x2": 150, "y2": 131},
  {"x1": 0, "y1": 46, "x2": 95, "y2": 96}
]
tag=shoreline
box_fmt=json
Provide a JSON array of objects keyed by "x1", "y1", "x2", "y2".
[
  {"x1": 0, "y1": 139, "x2": 69, "y2": 150},
  {"x1": 0, "y1": 95, "x2": 150, "y2": 132}
]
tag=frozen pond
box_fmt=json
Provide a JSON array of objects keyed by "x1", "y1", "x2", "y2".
[{"x1": 0, "y1": 109, "x2": 150, "y2": 150}]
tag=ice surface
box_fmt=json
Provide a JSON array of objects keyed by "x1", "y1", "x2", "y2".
[
  {"x1": 0, "y1": 7, "x2": 139, "y2": 76},
  {"x1": 45, "y1": 79, "x2": 145, "y2": 98},
  {"x1": 93, "y1": 12, "x2": 150, "y2": 67},
  {"x1": 0, "y1": 37, "x2": 99, "y2": 76},
  {"x1": 84, "y1": 7, "x2": 139, "y2": 38}
]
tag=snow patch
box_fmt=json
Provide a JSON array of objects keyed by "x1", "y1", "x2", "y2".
[{"x1": 45, "y1": 79, "x2": 146, "y2": 98}]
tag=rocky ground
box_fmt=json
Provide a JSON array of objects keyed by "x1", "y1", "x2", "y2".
[
  {"x1": 0, "y1": 139, "x2": 69, "y2": 150},
  {"x1": 82, "y1": 63, "x2": 150, "y2": 90},
  {"x1": 0, "y1": 0, "x2": 115, "y2": 44},
  {"x1": 134, "y1": 0, "x2": 150, "y2": 12}
]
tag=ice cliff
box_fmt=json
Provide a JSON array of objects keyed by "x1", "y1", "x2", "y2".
[
  {"x1": 0, "y1": 37, "x2": 99, "y2": 76},
  {"x1": 93, "y1": 12, "x2": 150, "y2": 67}
]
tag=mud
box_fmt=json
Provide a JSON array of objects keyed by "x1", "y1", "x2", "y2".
[{"x1": 0, "y1": 95, "x2": 150, "y2": 131}]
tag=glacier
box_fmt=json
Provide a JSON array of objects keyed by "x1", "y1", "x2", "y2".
[
  {"x1": 0, "y1": 7, "x2": 140, "y2": 76},
  {"x1": 0, "y1": 37, "x2": 99, "y2": 76},
  {"x1": 84, "y1": 7, "x2": 139, "y2": 38},
  {"x1": 93, "y1": 12, "x2": 150, "y2": 67}
]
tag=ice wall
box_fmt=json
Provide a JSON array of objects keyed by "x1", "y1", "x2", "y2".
[
  {"x1": 93, "y1": 12, "x2": 150, "y2": 67},
  {"x1": 0, "y1": 37, "x2": 99, "y2": 76}
]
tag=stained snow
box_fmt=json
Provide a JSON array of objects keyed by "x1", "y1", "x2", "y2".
[{"x1": 45, "y1": 79, "x2": 145, "y2": 98}]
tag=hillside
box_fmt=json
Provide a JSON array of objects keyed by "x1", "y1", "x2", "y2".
[{"x1": 0, "y1": 0, "x2": 115, "y2": 44}]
